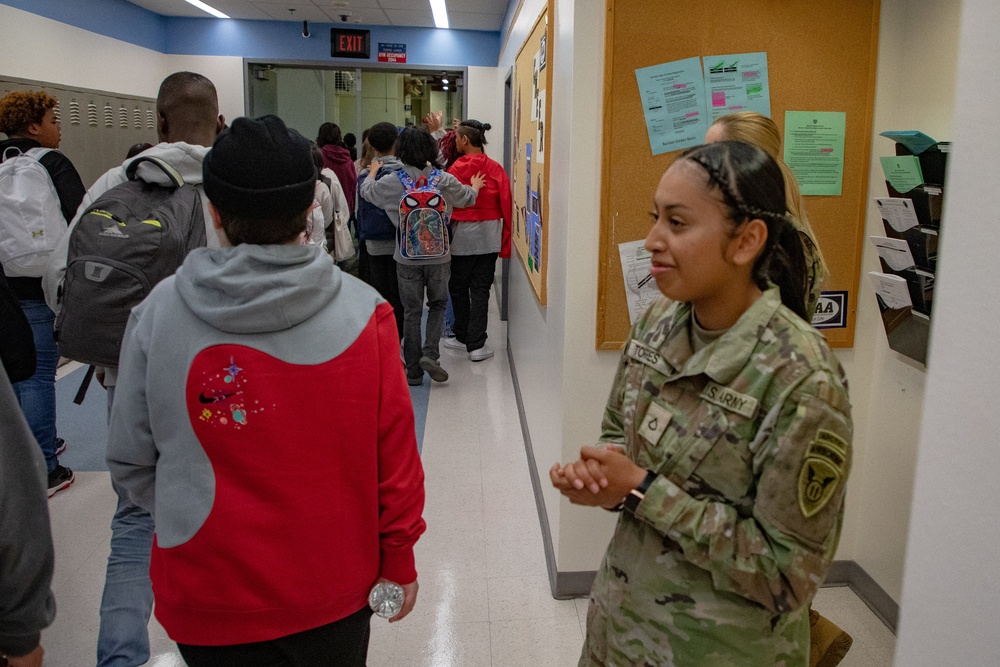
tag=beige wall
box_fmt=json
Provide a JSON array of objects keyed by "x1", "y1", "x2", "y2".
[
  {"x1": 836, "y1": 0, "x2": 961, "y2": 601},
  {"x1": 502, "y1": 0, "x2": 619, "y2": 572},
  {"x1": 894, "y1": 0, "x2": 1000, "y2": 662}
]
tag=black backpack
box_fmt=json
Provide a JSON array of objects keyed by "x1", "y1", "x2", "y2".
[
  {"x1": 56, "y1": 156, "x2": 206, "y2": 368},
  {"x1": 356, "y1": 167, "x2": 396, "y2": 241}
]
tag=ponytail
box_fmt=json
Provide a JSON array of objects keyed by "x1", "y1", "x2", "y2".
[
  {"x1": 776, "y1": 160, "x2": 827, "y2": 317},
  {"x1": 457, "y1": 119, "x2": 491, "y2": 148}
]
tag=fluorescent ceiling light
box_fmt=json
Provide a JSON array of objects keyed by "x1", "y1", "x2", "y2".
[
  {"x1": 429, "y1": 0, "x2": 449, "y2": 29},
  {"x1": 183, "y1": 0, "x2": 230, "y2": 19},
  {"x1": 441, "y1": 78, "x2": 449, "y2": 84}
]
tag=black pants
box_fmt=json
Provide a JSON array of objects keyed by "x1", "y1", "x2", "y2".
[
  {"x1": 365, "y1": 253, "x2": 404, "y2": 339},
  {"x1": 177, "y1": 606, "x2": 373, "y2": 667},
  {"x1": 448, "y1": 253, "x2": 498, "y2": 352}
]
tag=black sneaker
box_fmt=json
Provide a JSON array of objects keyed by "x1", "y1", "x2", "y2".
[
  {"x1": 419, "y1": 356, "x2": 448, "y2": 383},
  {"x1": 47, "y1": 465, "x2": 75, "y2": 498},
  {"x1": 407, "y1": 375, "x2": 424, "y2": 387},
  {"x1": 55, "y1": 437, "x2": 67, "y2": 455}
]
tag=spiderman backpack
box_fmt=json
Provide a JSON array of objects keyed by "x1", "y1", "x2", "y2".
[{"x1": 396, "y1": 169, "x2": 449, "y2": 260}]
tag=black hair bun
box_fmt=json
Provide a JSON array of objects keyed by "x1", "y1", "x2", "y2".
[{"x1": 482, "y1": 123, "x2": 491, "y2": 132}]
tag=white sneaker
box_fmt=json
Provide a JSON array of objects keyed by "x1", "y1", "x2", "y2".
[
  {"x1": 443, "y1": 338, "x2": 466, "y2": 350},
  {"x1": 469, "y1": 345, "x2": 494, "y2": 362}
]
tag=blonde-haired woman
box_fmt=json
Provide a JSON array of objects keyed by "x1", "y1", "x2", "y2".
[
  {"x1": 706, "y1": 112, "x2": 827, "y2": 319},
  {"x1": 706, "y1": 112, "x2": 850, "y2": 667}
]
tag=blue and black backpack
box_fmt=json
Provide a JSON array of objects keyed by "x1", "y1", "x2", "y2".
[{"x1": 356, "y1": 166, "x2": 396, "y2": 241}]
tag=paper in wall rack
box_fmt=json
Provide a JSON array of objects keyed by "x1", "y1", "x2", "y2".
[{"x1": 871, "y1": 130, "x2": 948, "y2": 366}]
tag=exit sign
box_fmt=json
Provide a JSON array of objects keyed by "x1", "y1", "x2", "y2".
[{"x1": 331, "y1": 29, "x2": 370, "y2": 59}]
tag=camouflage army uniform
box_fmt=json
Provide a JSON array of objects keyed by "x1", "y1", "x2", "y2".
[{"x1": 581, "y1": 285, "x2": 852, "y2": 667}]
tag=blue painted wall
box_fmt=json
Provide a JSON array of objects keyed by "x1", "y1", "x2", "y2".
[
  {"x1": 2, "y1": 0, "x2": 500, "y2": 66},
  {"x1": 166, "y1": 18, "x2": 499, "y2": 66}
]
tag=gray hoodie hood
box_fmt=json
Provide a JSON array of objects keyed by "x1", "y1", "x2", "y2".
[
  {"x1": 174, "y1": 244, "x2": 339, "y2": 334},
  {"x1": 125, "y1": 142, "x2": 209, "y2": 186}
]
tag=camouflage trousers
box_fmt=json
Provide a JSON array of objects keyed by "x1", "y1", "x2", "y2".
[{"x1": 578, "y1": 551, "x2": 810, "y2": 667}]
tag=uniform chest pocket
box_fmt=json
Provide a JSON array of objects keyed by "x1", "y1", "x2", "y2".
[{"x1": 633, "y1": 394, "x2": 730, "y2": 486}]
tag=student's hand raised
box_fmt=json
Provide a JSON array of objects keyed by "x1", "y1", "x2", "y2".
[{"x1": 470, "y1": 172, "x2": 486, "y2": 191}]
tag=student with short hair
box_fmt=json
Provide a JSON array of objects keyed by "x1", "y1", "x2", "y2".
[
  {"x1": 43, "y1": 70, "x2": 225, "y2": 667},
  {"x1": 107, "y1": 115, "x2": 426, "y2": 666}
]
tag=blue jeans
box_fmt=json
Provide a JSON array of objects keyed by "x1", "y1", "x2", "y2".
[
  {"x1": 11, "y1": 300, "x2": 58, "y2": 473},
  {"x1": 98, "y1": 385, "x2": 155, "y2": 667}
]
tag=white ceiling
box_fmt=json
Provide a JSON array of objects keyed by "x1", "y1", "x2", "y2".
[{"x1": 125, "y1": 0, "x2": 506, "y2": 32}]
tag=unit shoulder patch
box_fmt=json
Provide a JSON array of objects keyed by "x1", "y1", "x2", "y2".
[{"x1": 798, "y1": 429, "x2": 848, "y2": 518}]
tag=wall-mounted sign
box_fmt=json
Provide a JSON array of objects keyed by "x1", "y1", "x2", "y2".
[
  {"x1": 378, "y1": 43, "x2": 407, "y2": 63},
  {"x1": 331, "y1": 29, "x2": 370, "y2": 59},
  {"x1": 813, "y1": 291, "x2": 849, "y2": 329}
]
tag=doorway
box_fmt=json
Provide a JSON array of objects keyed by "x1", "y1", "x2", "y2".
[{"x1": 246, "y1": 63, "x2": 466, "y2": 150}]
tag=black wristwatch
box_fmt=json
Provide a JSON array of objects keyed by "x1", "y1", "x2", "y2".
[{"x1": 623, "y1": 469, "x2": 658, "y2": 515}]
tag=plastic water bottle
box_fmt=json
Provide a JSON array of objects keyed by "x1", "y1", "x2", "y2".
[{"x1": 369, "y1": 581, "x2": 404, "y2": 619}]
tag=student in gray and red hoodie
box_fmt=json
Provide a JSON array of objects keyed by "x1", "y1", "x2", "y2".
[{"x1": 107, "y1": 115, "x2": 426, "y2": 666}]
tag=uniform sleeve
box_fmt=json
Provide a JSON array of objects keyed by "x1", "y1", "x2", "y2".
[
  {"x1": 106, "y1": 309, "x2": 158, "y2": 514},
  {"x1": 374, "y1": 303, "x2": 427, "y2": 584},
  {"x1": 598, "y1": 351, "x2": 630, "y2": 448},
  {"x1": 633, "y1": 370, "x2": 852, "y2": 613}
]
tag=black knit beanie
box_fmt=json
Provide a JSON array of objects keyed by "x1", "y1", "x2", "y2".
[{"x1": 203, "y1": 115, "x2": 317, "y2": 219}]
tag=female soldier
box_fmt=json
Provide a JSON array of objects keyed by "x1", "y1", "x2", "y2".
[
  {"x1": 706, "y1": 111, "x2": 827, "y2": 317},
  {"x1": 551, "y1": 141, "x2": 852, "y2": 666}
]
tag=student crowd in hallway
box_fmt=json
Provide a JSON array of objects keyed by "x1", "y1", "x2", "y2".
[
  {"x1": 1, "y1": 70, "x2": 510, "y2": 666},
  {"x1": 2, "y1": 68, "x2": 858, "y2": 667}
]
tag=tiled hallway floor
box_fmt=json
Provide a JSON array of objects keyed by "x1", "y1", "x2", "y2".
[{"x1": 41, "y1": 294, "x2": 896, "y2": 666}]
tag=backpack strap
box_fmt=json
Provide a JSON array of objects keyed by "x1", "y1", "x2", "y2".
[
  {"x1": 427, "y1": 168, "x2": 443, "y2": 188},
  {"x1": 396, "y1": 169, "x2": 417, "y2": 190},
  {"x1": 125, "y1": 156, "x2": 185, "y2": 188},
  {"x1": 1, "y1": 146, "x2": 21, "y2": 162}
]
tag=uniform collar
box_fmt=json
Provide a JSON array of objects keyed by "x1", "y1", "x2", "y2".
[{"x1": 658, "y1": 285, "x2": 783, "y2": 384}]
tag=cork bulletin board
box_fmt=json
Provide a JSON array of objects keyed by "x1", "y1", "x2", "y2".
[
  {"x1": 596, "y1": 0, "x2": 881, "y2": 349},
  {"x1": 511, "y1": 4, "x2": 554, "y2": 305}
]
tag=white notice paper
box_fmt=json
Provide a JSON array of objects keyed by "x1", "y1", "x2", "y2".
[
  {"x1": 869, "y1": 272, "x2": 912, "y2": 310},
  {"x1": 619, "y1": 240, "x2": 661, "y2": 324},
  {"x1": 870, "y1": 236, "x2": 916, "y2": 271},
  {"x1": 875, "y1": 198, "x2": 920, "y2": 232}
]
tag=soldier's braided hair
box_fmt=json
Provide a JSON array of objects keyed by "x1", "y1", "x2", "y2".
[{"x1": 680, "y1": 141, "x2": 810, "y2": 321}]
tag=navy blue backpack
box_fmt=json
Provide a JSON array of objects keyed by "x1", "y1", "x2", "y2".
[{"x1": 356, "y1": 167, "x2": 396, "y2": 241}]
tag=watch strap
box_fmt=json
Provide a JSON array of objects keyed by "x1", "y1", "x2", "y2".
[{"x1": 623, "y1": 469, "x2": 657, "y2": 515}]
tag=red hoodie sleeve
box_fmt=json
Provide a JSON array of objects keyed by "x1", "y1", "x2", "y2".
[
  {"x1": 496, "y1": 164, "x2": 513, "y2": 259},
  {"x1": 374, "y1": 303, "x2": 426, "y2": 584}
]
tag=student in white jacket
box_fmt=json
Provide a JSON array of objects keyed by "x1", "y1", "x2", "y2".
[{"x1": 42, "y1": 71, "x2": 224, "y2": 667}]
